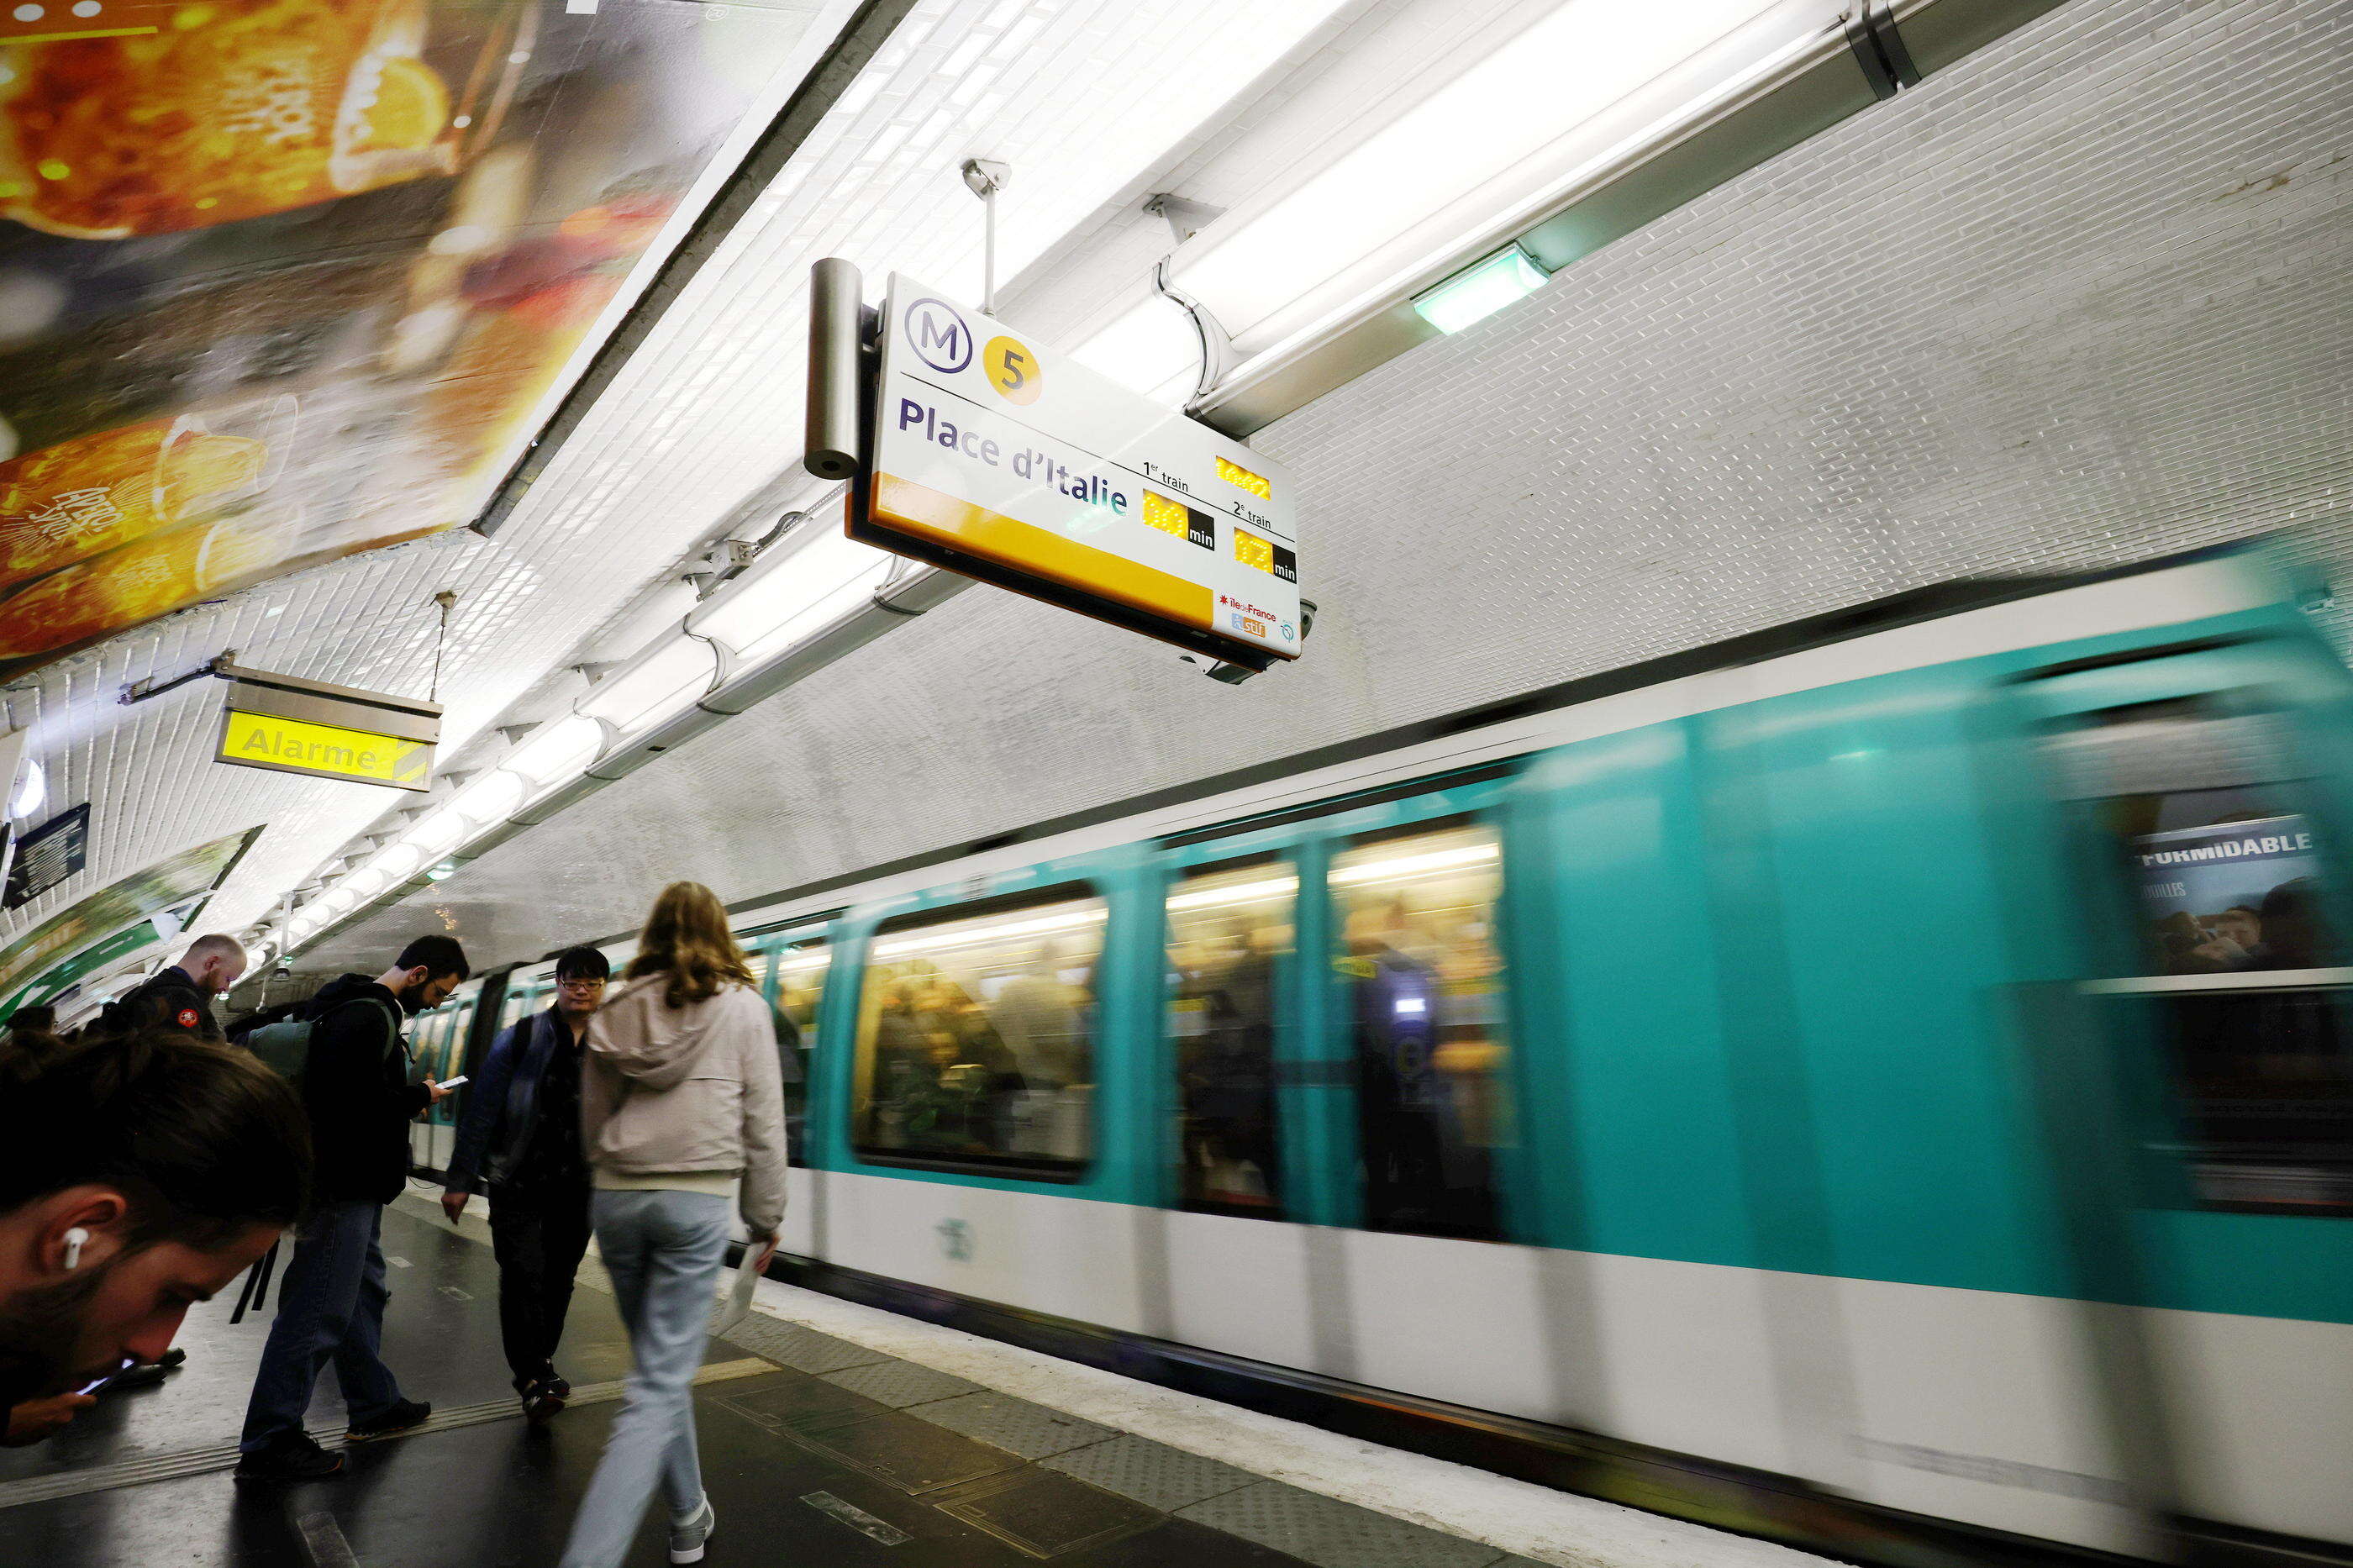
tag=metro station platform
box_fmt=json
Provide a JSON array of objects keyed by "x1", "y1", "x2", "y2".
[{"x1": 0, "y1": 1188, "x2": 1820, "y2": 1568}]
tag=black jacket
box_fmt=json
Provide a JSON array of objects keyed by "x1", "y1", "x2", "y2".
[
  {"x1": 107, "y1": 966, "x2": 223, "y2": 1040},
  {"x1": 303, "y1": 974, "x2": 430, "y2": 1205},
  {"x1": 445, "y1": 1007, "x2": 586, "y2": 1195}
]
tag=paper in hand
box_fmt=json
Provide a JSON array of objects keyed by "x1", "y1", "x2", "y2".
[{"x1": 708, "y1": 1244, "x2": 763, "y2": 1339}]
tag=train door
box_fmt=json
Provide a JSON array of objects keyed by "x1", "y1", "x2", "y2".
[
  {"x1": 2011, "y1": 636, "x2": 2353, "y2": 1559},
  {"x1": 1150, "y1": 770, "x2": 1524, "y2": 1405},
  {"x1": 761, "y1": 929, "x2": 830, "y2": 1168},
  {"x1": 406, "y1": 1006, "x2": 450, "y2": 1172}
]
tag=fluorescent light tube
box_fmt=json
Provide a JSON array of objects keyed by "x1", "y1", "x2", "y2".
[
  {"x1": 576, "y1": 637, "x2": 719, "y2": 738},
  {"x1": 1412, "y1": 245, "x2": 1550, "y2": 334},
  {"x1": 1171, "y1": 0, "x2": 1835, "y2": 357},
  {"x1": 500, "y1": 715, "x2": 605, "y2": 787},
  {"x1": 686, "y1": 526, "x2": 896, "y2": 665}
]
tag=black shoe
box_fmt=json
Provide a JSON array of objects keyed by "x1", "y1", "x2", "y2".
[
  {"x1": 234, "y1": 1437, "x2": 347, "y2": 1484},
  {"x1": 520, "y1": 1379, "x2": 564, "y2": 1423},
  {"x1": 544, "y1": 1373, "x2": 570, "y2": 1402},
  {"x1": 345, "y1": 1399, "x2": 430, "y2": 1441}
]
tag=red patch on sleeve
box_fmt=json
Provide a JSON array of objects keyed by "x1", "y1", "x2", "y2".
[{"x1": 177, "y1": 1008, "x2": 200, "y2": 1029}]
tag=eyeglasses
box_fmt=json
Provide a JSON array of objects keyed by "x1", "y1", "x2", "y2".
[{"x1": 557, "y1": 977, "x2": 608, "y2": 991}]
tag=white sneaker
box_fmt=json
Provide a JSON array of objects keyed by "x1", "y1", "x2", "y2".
[{"x1": 669, "y1": 1497, "x2": 715, "y2": 1564}]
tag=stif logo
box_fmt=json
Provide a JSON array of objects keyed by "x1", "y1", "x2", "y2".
[{"x1": 905, "y1": 297, "x2": 972, "y2": 373}]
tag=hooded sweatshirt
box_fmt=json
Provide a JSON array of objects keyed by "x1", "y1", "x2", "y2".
[{"x1": 580, "y1": 973, "x2": 787, "y2": 1236}]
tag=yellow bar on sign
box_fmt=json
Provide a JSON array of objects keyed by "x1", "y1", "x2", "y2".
[
  {"x1": 871, "y1": 474, "x2": 1213, "y2": 629},
  {"x1": 218, "y1": 708, "x2": 432, "y2": 788}
]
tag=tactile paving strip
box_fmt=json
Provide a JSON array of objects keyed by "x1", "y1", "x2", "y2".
[
  {"x1": 907, "y1": 1391, "x2": 1118, "y2": 1460},
  {"x1": 724, "y1": 1314, "x2": 892, "y2": 1376},
  {"x1": 1041, "y1": 1434, "x2": 1261, "y2": 1513},
  {"x1": 1177, "y1": 1481, "x2": 1510, "y2": 1568},
  {"x1": 0, "y1": 1358, "x2": 776, "y2": 1512},
  {"x1": 819, "y1": 1359, "x2": 987, "y2": 1408}
]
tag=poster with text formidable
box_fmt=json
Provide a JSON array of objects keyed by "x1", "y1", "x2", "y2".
[
  {"x1": 0, "y1": 822, "x2": 259, "y2": 1009},
  {"x1": 2134, "y1": 813, "x2": 2334, "y2": 974},
  {"x1": 0, "y1": 0, "x2": 834, "y2": 676}
]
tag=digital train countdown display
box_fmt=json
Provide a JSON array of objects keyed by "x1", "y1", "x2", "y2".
[{"x1": 858, "y1": 274, "x2": 1301, "y2": 669}]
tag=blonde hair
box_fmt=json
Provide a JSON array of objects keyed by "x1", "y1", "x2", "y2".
[{"x1": 625, "y1": 881, "x2": 755, "y2": 1008}]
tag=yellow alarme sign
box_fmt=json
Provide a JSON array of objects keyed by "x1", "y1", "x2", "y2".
[{"x1": 218, "y1": 708, "x2": 432, "y2": 790}]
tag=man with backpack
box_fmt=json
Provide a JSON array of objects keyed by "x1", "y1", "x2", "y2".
[
  {"x1": 97, "y1": 934, "x2": 247, "y2": 1041},
  {"x1": 234, "y1": 935, "x2": 468, "y2": 1484}
]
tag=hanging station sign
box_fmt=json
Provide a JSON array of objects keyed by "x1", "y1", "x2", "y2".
[
  {"x1": 845, "y1": 271, "x2": 1302, "y2": 671},
  {"x1": 212, "y1": 662, "x2": 440, "y2": 792}
]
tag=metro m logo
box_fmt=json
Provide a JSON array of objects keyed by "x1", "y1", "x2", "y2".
[{"x1": 904, "y1": 297, "x2": 973, "y2": 373}]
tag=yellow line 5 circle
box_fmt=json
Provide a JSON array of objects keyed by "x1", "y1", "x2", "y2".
[{"x1": 983, "y1": 334, "x2": 1043, "y2": 405}]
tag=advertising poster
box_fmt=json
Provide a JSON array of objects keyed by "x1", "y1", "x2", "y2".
[
  {"x1": 10, "y1": 915, "x2": 165, "y2": 1014},
  {"x1": 0, "y1": 821, "x2": 258, "y2": 1008},
  {"x1": 2, "y1": 798, "x2": 87, "y2": 908},
  {"x1": 0, "y1": 0, "x2": 833, "y2": 676},
  {"x1": 2134, "y1": 813, "x2": 2331, "y2": 973}
]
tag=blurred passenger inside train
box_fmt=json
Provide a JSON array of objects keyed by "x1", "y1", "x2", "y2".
[
  {"x1": 234, "y1": 935, "x2": 466, "y2": 1484},
  {"x1": 90, "y1": 934, "x2": 247, "y2": 1041},
  {"x1": 1174, "y1": 918, "x2": 1282, "y2": 1211},
  {"x1": 866, "y1": 972, "x2": 1031, "y2": 1156},
  {"x1": 1334, "y1": 823, "x2": 1511, "y2": 1240},
  {"x1": 441, "y1": 944, "x2": 610, "y2": 1422},
  {"x1": 0, "y1": 1029, "x2": 309, "y2": 1446},
  {"x1": 564, "y1": 881, "x2": 785, "y2": 1568}
]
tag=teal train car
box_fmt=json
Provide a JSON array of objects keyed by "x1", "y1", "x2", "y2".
[{"x1": 418, "y1": 545, "x2": 2350, "y2": 1568}]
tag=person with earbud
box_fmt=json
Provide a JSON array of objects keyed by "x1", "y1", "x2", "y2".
[{"x1": 0, "y1": 1027, "x2": 311, "y2": 1444}]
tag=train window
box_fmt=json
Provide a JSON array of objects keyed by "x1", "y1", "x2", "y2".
[
  {"x1": 769, "y1": 937, "x2": 828, "y2": 1165},
  {"x1": 2052, "y1": 697, "x2": 2353, "y2": 1214},
  {"x1": 1332, "y1": 819, "x2": 1511, "y2": 1240},
  {"x1": 1167, "y1": 857, "x2": 1293, "y2": 1218},
  {"x1": 852, "y1": 888, "x2": 1103, "y2": 1175}
]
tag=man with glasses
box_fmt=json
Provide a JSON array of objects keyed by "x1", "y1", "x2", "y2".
[{"x1": 442, "y1": 947, "x2": 608, "y2": 1419}]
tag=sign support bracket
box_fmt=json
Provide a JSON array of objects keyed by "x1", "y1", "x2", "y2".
[{"x1": 119, "y1": 650, "x2": 238, "y2": 708}]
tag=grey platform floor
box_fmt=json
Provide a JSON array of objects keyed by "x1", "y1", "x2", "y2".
[{"x1": 0, "y1": 1193, "x2": 1540, "y2": 1568}]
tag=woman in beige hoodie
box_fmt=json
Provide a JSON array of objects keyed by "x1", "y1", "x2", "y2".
[{"x1": 560, "y1": 882, "x2": 785, "y2": 1568}]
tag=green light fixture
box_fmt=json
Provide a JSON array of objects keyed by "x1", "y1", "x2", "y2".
[{"x1": 1411, "y1": 245, "x2": 1551, "y2": 334}]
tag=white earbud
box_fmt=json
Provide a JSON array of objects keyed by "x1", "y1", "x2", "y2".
[{"x1": 61, "y1": 1227, "x2": 89, "y2": 1271}]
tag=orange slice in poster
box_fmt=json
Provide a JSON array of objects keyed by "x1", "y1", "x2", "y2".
[{"x1": 361, "y1": 58, "x2": 450, "y2": 153}]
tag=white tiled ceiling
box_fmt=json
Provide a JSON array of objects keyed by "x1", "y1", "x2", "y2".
[
  {"x1": 302, "y1": 0, "x2": 2353, "y2": 971},
  {"x1": 2, "y1": 0, "x2": 1381, "y2": 986}
]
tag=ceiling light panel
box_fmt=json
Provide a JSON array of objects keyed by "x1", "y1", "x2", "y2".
[{"x1": 1171, "y1": 0, "x2": 1840, "y2": 355}]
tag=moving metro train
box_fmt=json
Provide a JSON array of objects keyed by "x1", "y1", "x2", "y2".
[{"x1": 407, "y1": 545, "x2": 2351, "y2": 1568}]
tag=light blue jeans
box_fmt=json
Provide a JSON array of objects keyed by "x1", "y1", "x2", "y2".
[{"x1": 559, "y1": 1189, "x2": 729, "y2": 1568}]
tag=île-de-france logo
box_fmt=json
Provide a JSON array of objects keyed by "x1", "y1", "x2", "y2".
[{"x1": 905, "y1": 297, "x2": 973, "y2": 373}]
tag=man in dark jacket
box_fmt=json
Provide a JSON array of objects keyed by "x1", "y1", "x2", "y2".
[
  {"x1": 440, "y1": 946, "x2": 607, "y2": 1419},
  {"x1": 101, "y1": 934, "x2": 246, "y2": 1040},
  {"x1": 234, "y1": 935, "x2": 466, "y2": 1484}
]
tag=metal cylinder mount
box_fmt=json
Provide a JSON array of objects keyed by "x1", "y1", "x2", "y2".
[{"x1": 804, "y1": 257, "x2": 865, "y2": 481}]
